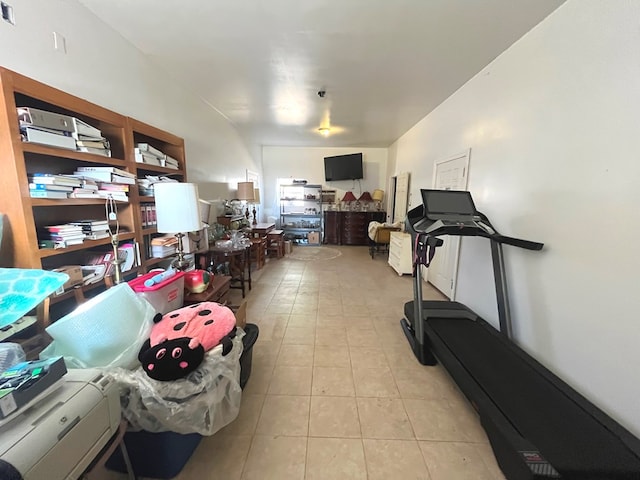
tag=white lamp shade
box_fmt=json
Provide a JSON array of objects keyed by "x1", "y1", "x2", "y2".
[
  {"x1": 237, "y1": 181, "x2": 255, "y2": 201},
  {"x1": 253, "y1": 188, "x2": 261, "y2": 204},
  {"x1": 155, "y1": 183, "x2": 202, "y2": 233}
]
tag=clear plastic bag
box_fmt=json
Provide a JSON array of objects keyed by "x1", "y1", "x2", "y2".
[
  {"x1": 0, "y1": 343, "x2": 25, "y2": 374},
  {"x1": 109, "y1": 332, "x2": 244, "y2": 435},
  {"x1": 40, "y1": 284, "x2": 155, "y2": 369}
]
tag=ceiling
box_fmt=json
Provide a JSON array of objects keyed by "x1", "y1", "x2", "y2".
[{"x1": 76, "y1": 0, "x2": 564, "y2": 148}]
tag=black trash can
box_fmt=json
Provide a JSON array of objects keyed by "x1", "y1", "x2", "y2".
[{"x1": 240, "y1": 323, "x2": 259, "y2": 389}]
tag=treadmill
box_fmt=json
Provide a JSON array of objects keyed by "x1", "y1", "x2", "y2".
[{"x1": 401, "y1": 189, "x2": 640, "y2": 480}]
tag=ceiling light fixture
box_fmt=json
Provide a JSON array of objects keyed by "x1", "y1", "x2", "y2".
[{"x1": 318, "y1": 127, "x2": 330, "y2": 137}]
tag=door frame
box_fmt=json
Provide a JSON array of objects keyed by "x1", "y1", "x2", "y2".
[{"x1": 430, "y1": 148, "x2": 471, "y2": 300}]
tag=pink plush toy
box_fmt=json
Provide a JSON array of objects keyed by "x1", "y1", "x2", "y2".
[
  {"x1": 138, "y1": 302, "x2": 237, "y2": 381},
  {"x1": 149, "y1": 302, "x2": 237, "y2": 352}
]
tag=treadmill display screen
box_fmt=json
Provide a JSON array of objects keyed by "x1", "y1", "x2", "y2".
[{"x1": 421, "y1": 189, "x2": 477, "y2": 215}]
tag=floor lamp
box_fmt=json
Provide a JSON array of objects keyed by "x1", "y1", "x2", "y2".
[{"x1": 155, "y1": 182, "x2": 202, "y2": 271}]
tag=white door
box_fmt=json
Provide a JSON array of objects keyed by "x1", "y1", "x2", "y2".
[
  {"x1": 393, "y1": 172, "x2": 410, "y2": 223},
  {"x1": 426, "y1": 150, "x2": 470, "y2": 299}
]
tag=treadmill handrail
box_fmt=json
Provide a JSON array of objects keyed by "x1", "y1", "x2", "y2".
[
  {"x1": 493, "y1": 234, "x2": 543, "y2": 251},
  {"x1": 406, "y1": 205, "x2": 543, "y2": 251}
]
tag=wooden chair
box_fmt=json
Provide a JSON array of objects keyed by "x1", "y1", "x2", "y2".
[
  {"x1": 368, "y1": 225, "x2": 401, "y2": 259},
  {"x1": 266, "y1": 230, "x2": 285, "y2": 259},
  {"x1": 250, "y1": 236, "x2": 266, "y2": 270}
]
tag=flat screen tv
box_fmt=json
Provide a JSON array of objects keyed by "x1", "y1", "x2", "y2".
[{"x1": 324, "y1": 153, "x2": 363, "y2": 181}]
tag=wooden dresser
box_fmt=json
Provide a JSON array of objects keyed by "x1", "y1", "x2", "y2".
[{"x1": 323, "y1": 211, "x2": 386, "y2": 245}]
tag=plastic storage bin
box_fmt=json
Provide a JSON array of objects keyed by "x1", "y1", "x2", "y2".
[
  {"x1": 128, "y1": 270, "x2": 185, "y2": 313},
  {"x1": 106, "y1": 430, "x2": 202, "y2": 479}
]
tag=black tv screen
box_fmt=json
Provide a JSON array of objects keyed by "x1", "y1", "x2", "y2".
[{"x1": 324, "y1": 153, "x2": 363, "y2": 181}]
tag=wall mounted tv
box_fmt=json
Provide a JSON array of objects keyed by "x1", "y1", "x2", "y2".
[{"x1": 324, "y1": 153, "x2": 363, "y2": 181}]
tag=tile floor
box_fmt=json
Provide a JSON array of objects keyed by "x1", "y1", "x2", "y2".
[{"x1": 97, "y1": 245, "x2": 506, "y2": 480}]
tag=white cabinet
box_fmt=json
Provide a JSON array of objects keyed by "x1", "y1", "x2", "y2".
[{"x1": 388, "y1": 231, "x2": 412, "y2": 275}]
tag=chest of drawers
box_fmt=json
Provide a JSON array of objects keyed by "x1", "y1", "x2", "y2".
[{"x1": 388, "y1": 231, "x2": 413, "y2": 275}]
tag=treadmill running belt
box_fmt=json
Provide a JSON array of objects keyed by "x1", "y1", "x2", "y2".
[{"x1": 430, "y1": 317, "x2": 640, "y2": 478}]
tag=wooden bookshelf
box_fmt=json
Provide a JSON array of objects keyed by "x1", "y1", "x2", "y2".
[{"x1": 0, "y1": 67, "x2": 187, "y2": 313}]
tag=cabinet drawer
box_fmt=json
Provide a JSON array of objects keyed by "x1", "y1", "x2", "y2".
[{"x1": 389, "y1": 251, "x2": 401, "y2": 265}]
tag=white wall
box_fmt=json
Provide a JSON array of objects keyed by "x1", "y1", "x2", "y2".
[
  {"x1": 0, "y1": 0, "x2": 258, "y2": 205},
  {"x1": 390, "y1": 0, "x2": 640, "y2": 437},
  {"x1": 262, "y1": 146, "x2": 388, "y2": 223}
]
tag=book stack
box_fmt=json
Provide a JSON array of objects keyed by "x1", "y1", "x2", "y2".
[
  {"x1": 135, "y1": 143, "x2": 179, "y2": 169},
  {"x1": 29, "y1": 174, "x2": 83, "y2": 199},
  {"x1": 72, "y1": 167, "x2": 135, "y2": 202},
  {"x1": 163, "y1": 154, "x2": 179, "y2": 170},
  {"x1": 73, "y1": 117, "x2": 111, "y2": 156},
  {"x1": 75, "y1": 138, "x2": 111, "y2": 157},
  {"x1": 69, "y1": 219, "x2": 110, "y2": 241},
  {"x1": 151, "y1": 236, "x2": 178, "y2": 258},
  {"x1": 134, "y1": 147, "x2": 162, "y2": 166},
  {"x1": 44, "y1": 224, "x2": 84, "y2": 247}
]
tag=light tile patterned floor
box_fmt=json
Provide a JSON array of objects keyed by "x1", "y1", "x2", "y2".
[{"x1": 96, "y1": 245, "x2": 506, "y2": 480}]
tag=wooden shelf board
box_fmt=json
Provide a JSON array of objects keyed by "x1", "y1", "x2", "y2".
[
  {"x1": 38, "y1": 232, "x2": 135, "y2": 258},
  {"x1": 22, "y1": 143, "x2": 127, "y2": 164}
]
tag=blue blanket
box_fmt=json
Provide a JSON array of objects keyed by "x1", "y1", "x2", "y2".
[{"x1": 0, "y1": 268, "x2": 68, "y2": 328}]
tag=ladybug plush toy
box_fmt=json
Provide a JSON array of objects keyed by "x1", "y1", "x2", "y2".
[{"x1": 138, "y1": 302, "x2": 237, "y2": 381}]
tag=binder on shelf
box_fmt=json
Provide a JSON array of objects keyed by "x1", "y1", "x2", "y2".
[
  {"x1": 76, "y1": 139, "x2": 110, "y2": 149},
  {"x1": 134, "y1": 149, "x2": 163, "y2": 166},
  {"x1": 72, "y1": 117, "x2": 103, "y2": 139},
  {"x1": 17, "y1": 106, "x2": 75, "y2": 133},
  {"x1": 136, "y1": 143, "x2": 165, "y2": 158},
  {"x1": 20, "y1": 126, "x2": 77, "y2": 150},
  {"x1": 76, "y1": 146, "x2": 112, "y2": 157}
]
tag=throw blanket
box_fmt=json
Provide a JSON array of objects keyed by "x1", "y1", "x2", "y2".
[
  {"x1": 368, "y1": 221, "x2": 402, "y2": 241},
  {"x1": 0, "y1": 268, "x2": 68, "y2": 329}
]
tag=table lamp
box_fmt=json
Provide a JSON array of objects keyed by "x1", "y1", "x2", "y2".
[
  {"x1": 237, "y1": 181, "x2": 255, "y2": 220},
  {"x1": 358, "y1": 191, "x2": 373, "y2": 211},
  {"x1": 155, "y1": 182, "x2": 202, "y2": 271},
  {"x1": 342, "y1": 191, "x2": 357, "y2": 211},
  {"x1": 252, "y1": 188, "x2": 261, "y2": 225},
  {"x1": 372, "y1": 189, "x2": 384, "y2": 211}
]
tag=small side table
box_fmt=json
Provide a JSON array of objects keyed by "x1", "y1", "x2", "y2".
[
  {"x1": 251, "y1": 222, "x2": 275, "y2": 238},
  {"x1": 206, "y1": 245, "x2": 251, "y2": 298},
  {"x1": 183, "y1": 275, "x2": 232, "y2": 305}
]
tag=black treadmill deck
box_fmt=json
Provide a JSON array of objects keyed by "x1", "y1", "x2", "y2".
[{"x1": 404, "y1": 300, "x2": 640, "y2": 479}]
